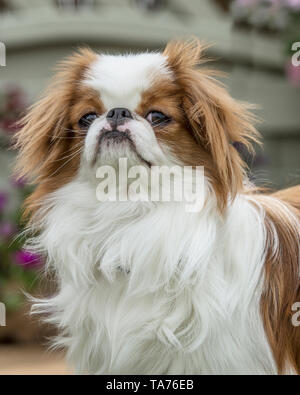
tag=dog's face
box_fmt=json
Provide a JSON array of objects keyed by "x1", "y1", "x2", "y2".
[
  {"x1": 15, "y1": 40, "x2": 258, "y2": 216},
  {"x1": 81, "y1": 52, "x2": 188, "y2": 169}
]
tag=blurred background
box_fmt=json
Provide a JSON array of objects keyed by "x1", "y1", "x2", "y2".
[{"x1": 0, "y1": 0, "x2": 299, "y2": 374}]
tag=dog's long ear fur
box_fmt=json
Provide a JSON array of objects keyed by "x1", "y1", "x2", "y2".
[
  {"x1": 164, "y1": 39, "x2": 260, "y2": 209},
  {"x1": 14, "y1": 48, "x2": 96, "y2": 219}
]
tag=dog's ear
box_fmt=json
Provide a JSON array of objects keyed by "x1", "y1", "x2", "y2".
[
  {"x1": 164, "y1": 39, "x2": 260, "y2": 209},
  {"x1": 15, "y1": 48, "x2": 95, "y2": 183},
  {"x1": 14, "y1": 48, "x2": 96, "y2": 218},
  {"x1": 15, "y1": 81, "x2": 69, "y2": 184}
]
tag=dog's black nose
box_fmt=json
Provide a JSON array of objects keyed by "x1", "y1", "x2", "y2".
[{"x1": 106, "y1": 108, "x2": 133, "y2": 123}]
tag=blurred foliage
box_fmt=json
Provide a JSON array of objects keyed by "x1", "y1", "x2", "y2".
[
  {"x1": 230, "y1": 0, "x2": 300, "y2": 85},
  {"x1": 0, "y1": 85, "x2": 27, "y2": 147},
  {"x1": 231, "y1": 0, "x2": 300, "y2": 31},
  {"x1": 0, "y1": 189, "x2": 37, "y2": 313},
  {"x1": 0, "y1": 85, "x2": 42, "y2": 313}
]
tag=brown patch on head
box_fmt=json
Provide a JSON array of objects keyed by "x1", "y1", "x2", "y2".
[
  {"x1": 136, "y1": 75, "x2": 201, "y2": 164},
  {"x1": 148, "y1": 39, "x2": 260, "y2": 210},
  {"x1": 136, "y1": 76, "x2": 203, "y2": 162},
  {"x1": 14, "y1": 48, "x2": 102, "y2": 220},
  {"x1": 254, "y1": 190, "x2": 300, "y2": 374}
]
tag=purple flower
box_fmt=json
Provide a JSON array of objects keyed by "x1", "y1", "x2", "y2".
[
  {"x1": 0, "y1": 192, "x2": 8, "y2": 213},
  {"x1": 0, "y1": 221, "x2": 17, "y2": 239},
  {"x1": 13, "y1": 250, "x2": 43, "y2": 269},
  {"x1": 0, "y1": 119, "x2": 19, "y2": 134},
  {"x1": 11, "y1": 175, "x2": 27, "y2": 189}
]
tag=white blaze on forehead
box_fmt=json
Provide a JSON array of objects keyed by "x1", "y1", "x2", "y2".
[{"x1": 84, "y1": 53, "x2": 172, "y2": 111}]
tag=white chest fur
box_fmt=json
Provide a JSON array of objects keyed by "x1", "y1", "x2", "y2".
[{"x1": 31, "y1": 179, "x2": 276, "y2": 374}]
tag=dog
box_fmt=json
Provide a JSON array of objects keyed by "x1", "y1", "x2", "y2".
[{"x1": 15, "y1": 39, "x2": 300, "y2": 374}]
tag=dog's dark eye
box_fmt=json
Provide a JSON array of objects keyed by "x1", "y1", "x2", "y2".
[
  {"x1": 78, "y1": 112, "x2": 98, "y2": 128},
  {"x1": 146, "y1": 111, "x2": 171, "y2": 127}
]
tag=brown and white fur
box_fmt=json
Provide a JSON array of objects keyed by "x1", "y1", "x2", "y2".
[{"x1": 15, "y1": 40, "x2": 300, "y2": 374}]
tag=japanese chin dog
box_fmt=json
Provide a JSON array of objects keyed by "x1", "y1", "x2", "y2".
[{"x1": 15, "y1": 39, "x2": 300, "y2": 374}]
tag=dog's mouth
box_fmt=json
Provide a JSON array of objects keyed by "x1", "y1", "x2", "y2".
[
  {"x1": 95, "y1": 128, "x2": 152, "y2": 167},
  {"x1": 99, "y1": 129, "x2": 133, "y2": 144}
]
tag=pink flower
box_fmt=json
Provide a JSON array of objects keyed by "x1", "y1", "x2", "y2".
[
  {"x1": 286, "y1": 60, "x2": 300, "y2": 86},
  {"x1": 0, "y1": 119, "x2": 19, "y2": 134},
  {"x1": 11, "y1": 175, "x2": 27, "y2": 189},
  {"x1": 13, "y1": 250, "x2": 44, "y2": 269},
  {"x1": 285, "y1": 0, "x2": 300, "y2": 10}
]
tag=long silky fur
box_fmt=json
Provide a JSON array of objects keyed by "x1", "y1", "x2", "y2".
[
  {"x1": 26, "y1": 176, "x2": 280, "y2": 374},
  {"x1": 16, "y1": 39, "x2": 300, "y2": 374}
]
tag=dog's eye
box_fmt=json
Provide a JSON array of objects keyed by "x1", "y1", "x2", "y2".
[
  {"x1": 146, "y1": 111, "x2": 171, "y2": 127},
  {"x1": 78, "y1": 112, "x2": 98, "y2": 128}
]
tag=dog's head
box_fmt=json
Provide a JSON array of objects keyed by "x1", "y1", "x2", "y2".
[{"x1": 15, "y1": 39, "x2": 259, "y2": 217}]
